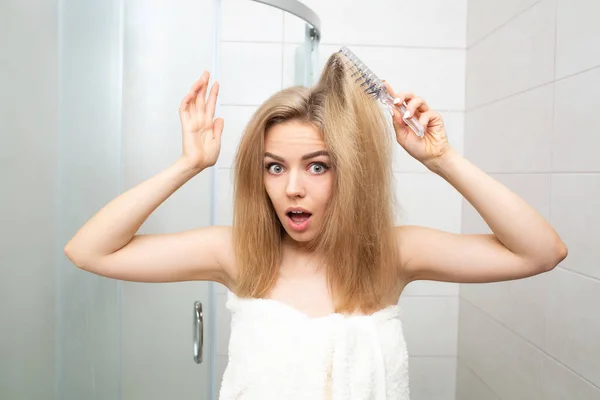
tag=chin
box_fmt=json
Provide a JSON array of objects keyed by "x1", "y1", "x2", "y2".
[
  {"x1": 283, "y1": 228, "x2": 313, "y2": 242},
  {"x1": 280, "y1": 219, "x2": 316, "y2": 243}
]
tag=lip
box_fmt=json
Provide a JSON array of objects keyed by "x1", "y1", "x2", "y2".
[
  {"x1": 284, "y1": 207, "x2": 312, "y2": 233},
  {"x1": 285, "y1": 206, "x2": 312, "y2": 214},
  {"x1": 286, "y1": 213, "x2": 311, "y2": 233}
]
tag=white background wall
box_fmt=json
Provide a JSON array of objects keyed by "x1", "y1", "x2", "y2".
[
  {"x1": 458, "y1": 0, "x2": 600, "y2": 399},
  {"x1": 213, "y1": 1, "x2": 467, "y2": 399},
  {"x1": 0, "y1": 1, "x2": 59, "y2": 398}
]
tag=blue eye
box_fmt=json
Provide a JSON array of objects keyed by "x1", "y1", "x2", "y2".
[
  {"x1": 309, "y1": 163, "x2": 329, "y2": 174},
  {"x1": 266, "y1": 163, "x2": 284, "y2": 174}
]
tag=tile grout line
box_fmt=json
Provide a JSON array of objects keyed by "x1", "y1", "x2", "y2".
[
  {"x1": 466, "y1": 64, "x2": 600, "y2": 112},
  {"x1": 460, "y1": 297, "x2": 600, "y2": 391},
  {"x1": 456, "y1": 355, "x2": 504, "y2": 400},
  {"x1": 466, "y1": 0, "x2": 544, "y2": 50},
  {"x1": 556, "y1": 266, "x2": 600, "y2": 283}
]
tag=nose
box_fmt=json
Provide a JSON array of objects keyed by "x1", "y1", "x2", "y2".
[{"x1": 285, "y1": 170, "x2": 305, "y2": 198}]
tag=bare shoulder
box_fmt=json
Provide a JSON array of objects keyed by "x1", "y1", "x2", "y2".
[{"x1": 393, "y1": 225, "x2": 426, "y2": 265}]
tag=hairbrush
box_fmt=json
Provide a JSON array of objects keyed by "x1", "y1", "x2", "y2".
[{"x1": 338, "y1": 46, "x2": 425, "y2": 138}]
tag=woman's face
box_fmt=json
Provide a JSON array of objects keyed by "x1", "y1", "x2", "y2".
[{"x1": 263, "y1": 120, "x2": 334, "y2": 244}]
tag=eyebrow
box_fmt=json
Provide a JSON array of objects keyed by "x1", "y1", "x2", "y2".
[{"x1": 264, "y1": 150, "x2": 330, "y2": 162}]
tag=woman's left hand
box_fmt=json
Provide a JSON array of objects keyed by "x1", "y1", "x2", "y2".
[{"x1": 384, "y1": 82, "x2": 452, "y2": 168}]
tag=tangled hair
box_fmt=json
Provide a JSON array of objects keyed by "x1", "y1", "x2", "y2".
[{"x1": 232, "y1": 51, "x2": 401, "y2": 313}]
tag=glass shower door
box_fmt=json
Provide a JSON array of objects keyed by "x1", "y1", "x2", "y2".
[{"x1": 58, "y1": 0, "x2": 218, "y2": 399}]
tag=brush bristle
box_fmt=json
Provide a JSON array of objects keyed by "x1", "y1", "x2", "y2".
[{"x1": 338, "y1": 46, "x2": 385, "y2": 99}]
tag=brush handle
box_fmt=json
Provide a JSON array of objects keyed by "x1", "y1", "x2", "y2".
[{"x1": 381, "y1": 93, "x2": 425, "y2": 138}]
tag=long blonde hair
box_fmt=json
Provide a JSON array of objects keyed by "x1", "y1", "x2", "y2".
[{"x1": 232, "y1": 51, "x2": 401, "y2": 313}]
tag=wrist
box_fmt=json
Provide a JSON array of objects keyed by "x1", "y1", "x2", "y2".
[
  {"x1": 174, "y1": 157, "x2": 205, "y2": 177},
  {"x1": 424, "y1": 146, "x2": 461, "y2": 175}
]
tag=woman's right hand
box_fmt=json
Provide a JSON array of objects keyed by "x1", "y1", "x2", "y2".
[{"x1": 179, "y1": 71, "x2": 224, "y2": 171}]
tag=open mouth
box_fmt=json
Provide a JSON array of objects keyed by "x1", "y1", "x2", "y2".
[
  {"x1": 287, "y1": 211, "x2": 312, "y2": 223},
  {"x1": 286, "y1": 211, "x2": 312, "y2": 232}
]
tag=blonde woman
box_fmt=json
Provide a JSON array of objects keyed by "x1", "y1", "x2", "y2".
[{"x1": 65, "y1": 52, "x2": 567, "y2": 399}]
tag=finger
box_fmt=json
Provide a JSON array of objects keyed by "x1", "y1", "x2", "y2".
[
  {"x1": 392, "y1": 107, "x2": 407, "y2": 127},
  {"x1": 418, "y1": 110, "x2": 439, "y2": 129},
  {"x1": 405, "y1": 96, "x2": 429, "y2": 118},
  {"x1": 193, "y1": 71, "x2": 210, "y2": 107},
  {"x1": 213, "y1": 118, "x2": 225, "y2": 139},
  {"x1": 180, "y1": 91, "x2": 194, "y2": 113},
  {"x1": 205, "y1": 81, "x2": 220, "y2": 120},
  {"x1": 393, "y1": 91, "x2": 416, "y2": 110}
]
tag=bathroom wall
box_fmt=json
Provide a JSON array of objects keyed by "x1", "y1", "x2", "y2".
[
  {"x1": 458, "y1": 0, "x2": 600, "y2": 398},
  {"x1": 0, "y1": 1, "x2": 58, "y2": 398},
  {"x1": 213, "y1": 1, "x2": 467, "y2": 399}
]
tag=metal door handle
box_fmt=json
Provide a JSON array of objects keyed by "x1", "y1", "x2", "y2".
[{"x1": 193, "y1": 301, "x2": 203, "y2": 364}]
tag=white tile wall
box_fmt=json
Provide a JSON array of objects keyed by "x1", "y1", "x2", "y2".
[
  {"x1": 394, "y1": 172, "x2": 463, "y2": 233},
  {"x1": 220, "y1": 0, "x2": 283, "y2": 42},
  {"x1": 461, "y1": 0, "x2": 600, "y2": 398},
  {"x1": 466, "y1": 0, "x2": 540, "y2": 46},
  {"x1": 464, "y1": 83, "x2": 554, "y2": 173},
  {"x1": 295, "y1": 0, "x2": 467, "y2": 48},
  {"x1": 409, "y1": 357, "x2": 457, "y2": 400},
  {"x1": 542, "y1": 354, "x2": 600, "y2": 400},
  {"x1": 550, "y1": 174, "x2": 600, "y2": 279},
  {"x1": 216, "y1": 168, "x2": 235, "y2": 227},
  {"x1": 555, "y1": 0, "x2": 600, "y2": 79},
  {"x1": 218, "y1": 42, "x2": 283, "y2": 105},
  {"x1": 458, "y1": 299, "x2": 545, "y2": 400},
  {"x1": 456, "y1": 359, "x2": 502, "y2": 400},
  {"x1": 466, "y1": 0, "x2": 556, "y2": 109},
  {"x1": 546, "y1": 268, "x2": 600, "y2": 387},
  {"x1": 460, "y1": 274, "x2": 549, "y2": 349},
  {"x1": 552, "y1": 67, "x2": 600, "y2": 172},
  {"x1": 402, "y1": 280, "x2": 459, "y2": 297},
  {"x1": 400, "y1": 296, "x2": 459, "y2": 356}
]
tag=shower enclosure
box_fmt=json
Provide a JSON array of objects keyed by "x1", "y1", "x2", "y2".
[{"x1": 56, "y1": 0, "x2": 320, "y2": 399}]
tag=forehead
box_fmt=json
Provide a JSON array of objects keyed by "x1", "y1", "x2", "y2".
[{"x1": 264, "y1": 120, "x2": 325, "y2": 150}]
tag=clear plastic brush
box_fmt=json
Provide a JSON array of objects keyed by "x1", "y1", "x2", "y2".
[{"x1": 339, "y1": 46, "x2": 425, "y2": 138}]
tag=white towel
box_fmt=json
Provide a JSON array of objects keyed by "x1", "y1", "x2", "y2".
[{"x1": 218, "y1": 291, "x2": 410, "y2": 400}]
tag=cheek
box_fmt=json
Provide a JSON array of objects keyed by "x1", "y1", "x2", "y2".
[
  {"x1": 263, "y1": 180, "x2": 281, "y2": 208},
  {"x1": 317, "y1": 176, "x2": 334, "y2": 205}
]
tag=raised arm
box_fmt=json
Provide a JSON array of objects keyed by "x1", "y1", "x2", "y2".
[
  {"x1": 64, "y1": 71, "x2": 234, "y2": 285},
  {"x1": 385, "y1": 84, "x2": 567, "y2": 283},
  {"x1": 396, "y1": 148, "x2": 567, "y2": 283}
]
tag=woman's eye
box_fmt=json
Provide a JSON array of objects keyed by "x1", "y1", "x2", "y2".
[
  {"x1": 310, "y1": 163, "x2": 328, "y2": 174},
  {"x1": 266, "y1": 163, "x2": 284, "y2": 174}
]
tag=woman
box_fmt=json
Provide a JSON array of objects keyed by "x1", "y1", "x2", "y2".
[{"x1": 65, "y1": 52, "x2": 567, "y2": 399}]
